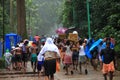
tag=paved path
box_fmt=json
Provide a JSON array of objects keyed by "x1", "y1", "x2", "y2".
[{"x1": 0, "y1": 61, "x2": 120, "y2": 80}]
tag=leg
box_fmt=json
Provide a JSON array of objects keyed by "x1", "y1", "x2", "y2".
[
  {"x1": 90, "y1": 59, "x2": 93, "y2": 66},
  {"x1": 38, "y1": 70, "x2": 40, "y2": 77},
  {"x1": 12, "y1": 62, "x2": 15, "y2": 69},
  {"x1": 33, "y1": 62, "x2": 35, "y2": 72},
  {"x1": 23, "y1": 61, "x2": 27, "y2": 73},
  {"x1": 73, "y1": 60, "x2": 75, "y2": 70},
  {"x1": 84, "y1": 62, "x2": 88, "y2": 75},
  {"x1": 31, "y1": 61, "x2": 33, "y2": 69},
  {"x1": 79, "y1": 62, "x2": 82, "y2": 74},
  {"x1": 69, "y1": 64, "x2": 74, "y2": 75},
  {"x1": 34, "y1": 61, "x2": 37, "y2": 72},
  {"x1": 18, "y1": 62, "x2": 21, "y2": 70},
  {"x1": 23, "y1": 61, "x2": 25, "y2": 68},
  {"x1": 109, "y1": 71, "x2": 113, "y2": 80},
  {"x1": 37, "y1": 63, "x2": 42, "y2": 77},
  {"x1": 100, "y1": 61, "x2": 103, "y2": 70},
  {"x1": 75, "y1": 59, "x2": 78, "y2": 70},
  {"x1": 50, "y1": 74, "x2": 54, "y2": 80},
  {"x1": 92, "y1": 59, "x2": 97, "y2": 70},
  {"x1": 103, "y1": 73, "x2": 107, "y2": 80},
  {"x1": 44, "y1": 75, "x2": 49, "y2": 80},
  {"x1": 65, "y1": 64, "x2": 68, "y2": 75},
  {"x1": 25, "y1": 61, "x2": 27, "y2": 68}
]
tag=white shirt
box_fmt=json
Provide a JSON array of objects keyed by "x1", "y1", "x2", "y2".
[
  {"x1": 38, "y1": 54, "x2": 44, "y2": 61},
  {"x1": 65, "y1": 45, "x2": 72, "y2": 55},
  {"x1": 79, "y1": 45, "x2": 86, "y2": 56}
]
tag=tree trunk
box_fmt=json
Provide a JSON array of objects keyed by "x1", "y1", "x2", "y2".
[
  {"x1": 10, "y1": 0, "x2": 14, "y2": 32},
  {"x1": 17, "y1": 0, "x2": 27, "y2": 39}
]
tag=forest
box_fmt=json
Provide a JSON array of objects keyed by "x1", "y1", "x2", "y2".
[{"x1": 0, "y1": 0, "x2": 120, "y2": 51}]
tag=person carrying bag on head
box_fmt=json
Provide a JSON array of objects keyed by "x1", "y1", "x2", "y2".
[{"x1": 37, "y1": 37, "x2": 60, "y2": 80}]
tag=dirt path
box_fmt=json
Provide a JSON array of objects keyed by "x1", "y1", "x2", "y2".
[{"x1": 0, "y1": 61, "x2": 120, "y2": 80}]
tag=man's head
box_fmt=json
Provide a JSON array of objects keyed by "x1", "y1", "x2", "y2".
[{"x1": 106, "y1": 41, "x2": 111, "y2": 47}]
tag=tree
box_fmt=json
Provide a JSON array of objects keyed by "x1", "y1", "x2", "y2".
[
  {"x1": 17, "y1": 0, "x2": 27, "y2": 39},
  {"x1": 61, "y1": 0, "x2": 88, "y2": 37},
  {"x1": 62, "y1": 0, "x2": 73, "y2": 28},
  {"x1": 91, "y1": 0, "x2": 120, "y2": 36},
  {"x1": 10, "y1": 0, "x2": 14, "y2": 32}
]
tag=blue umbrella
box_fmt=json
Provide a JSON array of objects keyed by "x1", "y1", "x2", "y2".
[
  {"x1": 89, "y1": 39, "x2": 103, "y2": 51},
  {"x1": 85, "y1": 45, "x2": 92, "y2": 59}
]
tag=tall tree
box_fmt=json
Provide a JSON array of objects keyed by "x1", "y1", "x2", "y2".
[
  {"x1": 17, "y1": 0, "x2": 27, "y2": 39},
  {"x1": 10, "y1": 0, "x2": 14, "y2": 32}
]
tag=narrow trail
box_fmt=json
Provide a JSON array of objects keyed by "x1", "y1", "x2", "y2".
[{"x1": 0, "y1": 61, "x2": 120, "y2": 80}]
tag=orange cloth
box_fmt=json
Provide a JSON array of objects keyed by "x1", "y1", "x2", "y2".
[
  {"x1": 102, "y1": 61, "x2": 115, "y2": 74},
  {"x1": 56, "y1": 61, "x2": 60, "y2": 72}
]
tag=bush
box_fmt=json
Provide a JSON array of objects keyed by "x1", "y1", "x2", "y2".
[
  {"x1": 115, "y1": 51, "x2": 120, "y2": 71},
  {"x1": 116, "y1": 59, "x2": 120, "y2": 71},
  {"x1": 0, "y1": 57, "x2": 5, "y2": 69}
]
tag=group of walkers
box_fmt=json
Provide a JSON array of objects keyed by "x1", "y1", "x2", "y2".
[
  {"x1": 4, "y1": 38, "x2": 41, "y2": 73},
  {"x1": 4, "y1": 34, "x2": 116, "y2": 80},
  {"x1": 56, "y1": 38, "x2": 89, "y2": 75},
  {"x1": 54, "y1": 36, "x2": 115, "y2": 80}
]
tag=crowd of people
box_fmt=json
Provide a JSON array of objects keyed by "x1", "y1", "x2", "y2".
[
  {"x1": 4, "y1": 37, "x2": 41, "y2": 72},
  {"x1": 4, "y1": 34, "x2": 116, "y2": 80}
]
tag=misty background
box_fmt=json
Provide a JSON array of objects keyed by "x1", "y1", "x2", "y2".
[{"x1": 27, "y1": 0, "x2": 64, "y2": 36}]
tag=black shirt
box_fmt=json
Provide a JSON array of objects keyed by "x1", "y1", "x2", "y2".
[
  {"x1": 91, "y1": 47, "x2": 98, "y2": 59},
  {"x1": 100, "y1": 47, "x2": 115, "y2": 64}
]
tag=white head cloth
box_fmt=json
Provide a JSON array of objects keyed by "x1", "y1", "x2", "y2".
[
  {"x1": 73, "y1": 31, "x2": 78, "y2": 34},
  {"x1": 37, "y1": 37, "x2": 60, "y2": 61}
]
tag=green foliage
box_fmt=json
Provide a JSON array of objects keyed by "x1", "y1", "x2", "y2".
[
  {"x1": 60, "y1": 0, "x2": 120, "y2": 39},
  {"x1": 0, "y1": 57, "x2": 5, "y2": 69},
  {"x1": 108, "y1": 14, "x2": 120, "y2": 29},
  {"x1": 60, "y1": 0, "x2": 88, "y2": 37},
  {"x1": 90, "y1": 0, "x2": 120, "y2": 52},
  {"x1": 91, "y1": 0, "x2": 120, "y2": 31},
  {"x1": 62, "y1": 1, "x2": 73, "y2": 27},
  {"x1": 61, "y1": 0, "x2": 87, "y2": 28},
  {"x1": 94, "y1": 25, "x2": 120, "y2": 52},
  {"x1": 0, "y1": 0, "x2": 63, "y2": 36},
  {"x1": 94, "y1": 26, "x2": 116, "y2": 39},
  {"x1": 0, "y1": 0, "x2": 13, "y2": 36}
]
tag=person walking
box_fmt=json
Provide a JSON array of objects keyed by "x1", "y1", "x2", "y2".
[
  {"x1": 37, "y1": 37, "x2": 60, "y2": 80},
  {"x1": 100, "y1": 41, "x2": 115, "y2": 80},
  {"x1": 11, "y1": 46, "x2": 16, "y2": 70},
  {"x1": 78, "y1": 39, "x2": 88, "y2": 74},
  {"x1": 22, "y1": 40, "x2": 29, "y2": 71},
  {"x1": 71, "y1": 42, "x2": 79, "y2": 71},
  {"x1": 30, "y1": 42, "x2": 38, "y2": 72},
  {"x1": 4, "y1": 49, "x2": 12, "y2": 71},
  {"x1": 90, "y1": 46, "x2": 99, "y2": 71},
  {"x1": 63, "y1": 40, "x2": 73, "y2": 75},
  {"x1": 37, "y1": 54, "x2": 44, "y2": 78},
  {"x1": 14, "y1": 45, "x2": 22, "y2": 70}
]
